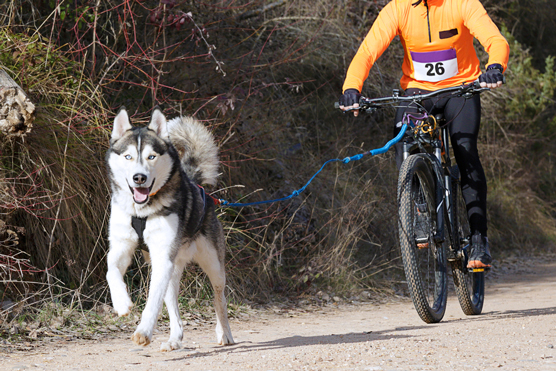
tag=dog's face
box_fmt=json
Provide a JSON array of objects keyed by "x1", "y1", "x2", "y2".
[{"x1": 108, "y1": 108, "x2": 175, "y2": 205}]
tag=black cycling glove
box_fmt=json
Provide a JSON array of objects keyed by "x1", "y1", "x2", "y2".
[
  {"x1": 479, "y1": 64, "x2": 504, "y2": 85},
  {"x1": 339, "y1": 88, "x2": 361, "y2": 107}
]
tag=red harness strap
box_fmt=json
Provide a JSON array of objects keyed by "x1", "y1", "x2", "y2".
[{"x1": 197, "y1": 185, "x2": 220, "y2": 206}]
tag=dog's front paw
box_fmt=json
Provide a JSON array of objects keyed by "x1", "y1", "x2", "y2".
[
  {"x1": 131, "y1": 330, "x2": 151, "y2": 346},
  {"x1": 217, "y1": 332, "x2": 235, "y2": 346},
  {"x1": 216, "y1": 324, "x2": 234, "y2": 345},
  {"x1": 112, "y1": 296, "x2": 133, "y2": 317},
  {"x1": 160, "y1": 340, "x2": 182, "y2": 352}
]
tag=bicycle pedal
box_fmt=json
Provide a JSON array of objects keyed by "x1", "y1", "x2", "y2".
[
  {"x1": 468, "y1": 267, "x2": 490, "y2": 273},
  {"x1": 468, "y1": 268, "x2": 484, "y2": 273}
]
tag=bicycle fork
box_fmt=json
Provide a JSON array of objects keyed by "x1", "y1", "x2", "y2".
[{"x1": 401, "y1": 133, "x2": 448, "y2": 246}]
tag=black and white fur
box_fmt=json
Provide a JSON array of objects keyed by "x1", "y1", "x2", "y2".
[{"x1": 106, "y1": 107, "x2": 234, "y2": 351}]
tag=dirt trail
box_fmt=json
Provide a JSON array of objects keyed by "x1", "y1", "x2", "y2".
[{"x1": 2, "y1": 257, "x2": 556, "y2": 371}]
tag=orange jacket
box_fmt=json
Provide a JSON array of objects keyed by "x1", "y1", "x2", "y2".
[{"x1": 342, "y1": 0, "x2": 510, "y2": 92}]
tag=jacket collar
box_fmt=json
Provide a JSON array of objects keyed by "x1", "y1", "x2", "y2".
[{"x1": 412, "y1": 0, "x2": 442, "y2": 6}]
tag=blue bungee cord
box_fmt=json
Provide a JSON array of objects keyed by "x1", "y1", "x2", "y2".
[{"x1": 217, "y1": 123, "x2": 408, "y2": 207}]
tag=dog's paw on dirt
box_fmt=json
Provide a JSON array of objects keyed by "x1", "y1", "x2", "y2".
[
  {"x1": 218, "y1": 333, "x2": 235, "y2": 346},
  {"x1": 131, "y1": 331, "x2": 151, "y2": 346},
  {"x1": 160, "y1": 340, "x2": 182, "y2": 352}
]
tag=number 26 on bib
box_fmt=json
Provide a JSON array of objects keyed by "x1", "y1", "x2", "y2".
[{"x1": 410, "y1": 49, "x2": 458, "y2": 83}]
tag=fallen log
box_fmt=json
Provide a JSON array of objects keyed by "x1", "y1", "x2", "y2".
[{"x1": 0, "y1": 68, "x2": 35, "y2": 137}]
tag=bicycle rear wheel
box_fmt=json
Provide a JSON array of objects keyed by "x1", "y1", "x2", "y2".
[
  {"x1": 398, "y1": 154, "x2": 448, "y2": 323},
  {"x1": 450, "y1": 175, "x2": 485, "y2": 315}
]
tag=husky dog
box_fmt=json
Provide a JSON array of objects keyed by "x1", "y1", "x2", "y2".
[{"x1": 105, "y1": 107, "x2": 234, "y2": 351}]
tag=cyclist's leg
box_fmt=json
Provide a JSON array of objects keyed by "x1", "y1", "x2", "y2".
[
  {"x1": 445, "y1": 94, "x2": 486, "y2": 235},
  {"x1": 444, "y1": 94, "x2": 491, "y2": 268}
]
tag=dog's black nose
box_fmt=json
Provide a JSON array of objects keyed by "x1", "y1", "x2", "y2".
[{"x1": 133, "y1": 173, "x2": 148, "y2": 185}]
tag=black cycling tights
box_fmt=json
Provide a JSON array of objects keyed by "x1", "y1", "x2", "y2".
[{"x1": 393, "y1": 89, "x2": 487, "y2": 237}]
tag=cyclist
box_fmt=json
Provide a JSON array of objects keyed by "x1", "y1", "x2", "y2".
[{"x1": 338, "y1": 0, "x2": 509, "y2": 269}]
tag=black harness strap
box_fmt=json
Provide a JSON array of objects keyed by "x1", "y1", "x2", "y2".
[
  {"x1": 192, "y1": 185, "x2": 208, "y2": 233},
  {"x1": 131, "y1": 215, "x2": 147, "y2": 240}
]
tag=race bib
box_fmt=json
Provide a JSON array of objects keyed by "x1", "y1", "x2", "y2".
[{"x1": 410, "y1": 49, "x2": 458, "y2": 82}]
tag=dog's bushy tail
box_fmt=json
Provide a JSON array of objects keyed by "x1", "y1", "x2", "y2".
[{"x1": 167, "y1": 116, "x2": 219, "y2": 186}]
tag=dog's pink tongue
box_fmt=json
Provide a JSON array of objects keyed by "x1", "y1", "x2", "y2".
[{"x1": 133, "y1": 187, "x2": 149, "y2": 203}]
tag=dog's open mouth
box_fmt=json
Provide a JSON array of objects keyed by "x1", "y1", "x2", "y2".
[
  {"x1": 132, "y1": 187, "x2": 150, "y2": 204},
  {"x1": 129, "y1": 180, "x2": 155, "y2": 204}
]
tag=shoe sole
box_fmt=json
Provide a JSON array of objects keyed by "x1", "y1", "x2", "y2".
[
  {"x1": 416, "y1": 242, "x2": 429, "y2": 249},
  {"x1": 467, "y1": 260, "x2": 491, "y2": 271}
]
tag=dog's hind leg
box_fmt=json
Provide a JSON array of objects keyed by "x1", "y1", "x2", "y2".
[
  {"x1": 193, "y1": 236, "x2": 235, "y2": 345},
  {"x1": 160, "y1": 250, "x2": 189, "y2": 352},
  {"x1": 106, "y1": 215, "x2": 138, "y2": 317}
]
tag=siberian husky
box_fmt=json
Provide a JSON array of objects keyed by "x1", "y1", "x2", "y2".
[{"x1": 105, "y1": 107, "x2": 234, "y2": 351}]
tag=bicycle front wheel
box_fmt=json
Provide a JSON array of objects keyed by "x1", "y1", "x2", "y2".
[
  {"x1": 398, "y1": 154, "x2": 448, "y2": 323},
  {"x1": 450, "y1": 174, "x2": 485, "y2": 315}
]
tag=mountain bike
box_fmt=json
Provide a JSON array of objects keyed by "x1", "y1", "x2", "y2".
[{"x1": 349, "y1": 82, "x2": 489, "y2": 323}]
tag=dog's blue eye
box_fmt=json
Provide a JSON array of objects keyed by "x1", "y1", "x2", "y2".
[
  {"x1": 124, "y1": 154, "x2": 132, "y2": 160},
  {"x1": 148, "y1": 155, "x2": 156, "y2": 160}
]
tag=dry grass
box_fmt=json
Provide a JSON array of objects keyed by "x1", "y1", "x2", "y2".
[{"x1": 0, "y1": 26, "x2": 113, "y2": 333}]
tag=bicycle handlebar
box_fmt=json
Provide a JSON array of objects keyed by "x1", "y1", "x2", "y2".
[
  {"x1": 361, "y1": 81, "x2": 489, "y2": 108},
  {"x1": 335, "y1": 81, "x2": 493, "y2": 112}
]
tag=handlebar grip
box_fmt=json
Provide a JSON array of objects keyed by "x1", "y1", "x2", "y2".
[{"x1": 334, "y1": 102, "x2": 340, "y2": 109}]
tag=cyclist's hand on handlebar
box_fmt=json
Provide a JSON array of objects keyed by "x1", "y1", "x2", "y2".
[
  {"x1": 479, "y1": 64, "x2": 504, "y2": 89},
  {"x1": 339, "y1": 88, "x2": 361, "y2": 117}
]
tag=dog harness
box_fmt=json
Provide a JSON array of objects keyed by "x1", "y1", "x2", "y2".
[{"x1": 131, "y1": 185, "x2": 216, "y2": 241}]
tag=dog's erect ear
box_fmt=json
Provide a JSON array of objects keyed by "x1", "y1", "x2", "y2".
[
  {"x1": 147, "y1": 106, "x2": 169, "y2": 139},
  {"x1": 112, "y1": 107, "x2": 132, "y2": 140}
]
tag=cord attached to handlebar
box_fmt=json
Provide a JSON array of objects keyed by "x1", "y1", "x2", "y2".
[{"x1": 218, "y1": 124, "x2": 409, "y2": 207}]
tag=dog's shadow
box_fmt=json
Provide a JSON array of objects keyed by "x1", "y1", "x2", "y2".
[{"x1": 164, "y1": 325, "x2": 424, "y2": 361}]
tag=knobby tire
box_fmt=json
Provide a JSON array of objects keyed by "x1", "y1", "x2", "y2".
[
  {"x1": 398, "y1": 154, "x2": 448, "y2": 323},
  {"x1": 449, "y1": 169, "x2": 485, "y2": 315}
]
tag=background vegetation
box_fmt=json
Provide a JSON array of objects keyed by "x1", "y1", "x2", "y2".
[{"x1": 1, "y1": 0, "x2": 556, "y2": 336}]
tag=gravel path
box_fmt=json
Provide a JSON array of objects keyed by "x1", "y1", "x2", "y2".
[{"x1": 2, "y1": 256, "x2": 556, "y2": 371}]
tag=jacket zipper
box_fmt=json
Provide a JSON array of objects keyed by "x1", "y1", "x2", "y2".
[
  {"x1": 425, "y1": 0, "x2": 431, "y2": 43},
  {"x1": 413, "y1": 0, "x2": 432, "y2": 43}
]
